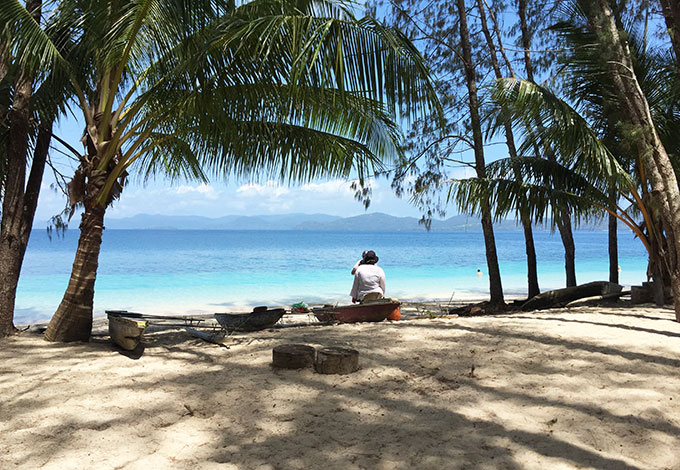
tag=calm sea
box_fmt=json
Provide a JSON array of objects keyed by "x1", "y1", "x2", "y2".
[{"x1": 15, "y1": 228, "x2": 649, "y2": 323}]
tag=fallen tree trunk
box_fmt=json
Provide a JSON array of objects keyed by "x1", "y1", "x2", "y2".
[{"x1": 521, "y1": 281, "x2": 622, "y2": 311}]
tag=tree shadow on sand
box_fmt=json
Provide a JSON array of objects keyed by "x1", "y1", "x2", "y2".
[{"x1": 2, "y1": 312, "x2": 679, "y2": 470}]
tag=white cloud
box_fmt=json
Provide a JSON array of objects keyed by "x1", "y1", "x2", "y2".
[
  {"x1": 299, "y1": 179, "x2": 356, "y2": 195},
  {"x1": 236, "y1": 181, "x2": 290, "y2": 198},
  {"x1": 175, "y1": 183, "x2": 220, "y2": 199}
]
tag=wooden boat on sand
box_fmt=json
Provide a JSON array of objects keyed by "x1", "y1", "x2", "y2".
[
  {"x1": 313, "y1": 300, "x2": 401, "y2": 323},
  {"x1": 108, "y1": 315, "x2": 149, "y2": 350},
  {"x1": 214, "y1": 307, "x2": 286, "y2": 332}
]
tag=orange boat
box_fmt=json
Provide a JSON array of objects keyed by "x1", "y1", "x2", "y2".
[{"x1": 313, "y1": 300, "x2": 401, "y2": 323}]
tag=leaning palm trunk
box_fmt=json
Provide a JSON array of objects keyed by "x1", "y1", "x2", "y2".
[
  {"x1": 583, "y1": 0, "x2": 680, "y2": 321},
  {"x1": 44, "y1": 171, "x2": 108, "y2": 342}
]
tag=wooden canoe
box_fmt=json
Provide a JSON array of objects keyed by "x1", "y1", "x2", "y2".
[
  {"x1": 108, "y1": 315, "x2": 148, "y2": 350},
  {"x1": 313, "y1": 300, "x2": 401, "y2": 323},
  {"x1": 214, "y1": 307, "x2": 285, "y2": 332}
]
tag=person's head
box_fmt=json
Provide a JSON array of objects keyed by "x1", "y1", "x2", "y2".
[{"x1": 361, "y1": 250, "x2": 379, "y2": 265}]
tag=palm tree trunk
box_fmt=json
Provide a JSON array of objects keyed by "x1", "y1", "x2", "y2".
[
  {"x1": 0, "y1": 0, "x2": 46, "y2": 337},
  {"x1": 523, "y1": 222, "x2": 540, "y2": 297},
  {"x1": 44, "y1": 172, "x2": 107, "y2": 342},
  {"x1": 0, "y1": 243, "x2": 23, "y2": 336},
  {"x1": 0, "y1": 125, "x2": 51, "y2": 336},
  {"x1": 0, "y1": 70, "x2": 33, "y2": 337},
  {"x1": 556, "y1": 217, "x2": 577, "y2": 287},
  {"x1": 608, "y1": 194, "x2": 619, "y2": 284},
  {"x1": 457, "y1": 0, "x2": 504, "y2": 306}
]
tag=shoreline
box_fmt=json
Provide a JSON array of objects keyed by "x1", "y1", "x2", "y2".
[{"x1": 14, "y1": 293, "x2": 532, "y2": 327}]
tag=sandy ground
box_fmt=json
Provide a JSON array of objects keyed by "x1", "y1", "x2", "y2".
[{"x1": 1, "y1": 303, "x2": 679, "y2": 470}]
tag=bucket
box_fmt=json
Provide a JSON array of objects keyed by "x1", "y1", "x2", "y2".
[{"x1": 386, "y1": 305, "x2": 401, "y2": 321}]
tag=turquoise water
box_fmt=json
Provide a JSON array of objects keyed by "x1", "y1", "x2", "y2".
[{"x1": 15, "y1": 229, "x2": 649, "y2": 323}]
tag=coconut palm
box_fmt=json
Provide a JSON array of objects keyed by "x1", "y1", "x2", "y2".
[
  {"x1": 0, "y1": 0, "x2": 75, "y2": 337},
  {"x1": 550, "y1": 4, "x2": 680, "y2": 301},
  {"x1": 455, "y1": 76, "x2": 677, "y2": 308},
  {"x1": 2, "y1": 0, "x2": 440, "y2": 341}
]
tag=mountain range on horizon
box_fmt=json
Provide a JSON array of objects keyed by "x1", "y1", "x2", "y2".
[{"x1": 39, "y1": 212, "x2": 610, "y2": 231}]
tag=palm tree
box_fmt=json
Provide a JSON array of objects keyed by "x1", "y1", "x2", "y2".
[
  {"x1": 0, "y1": 0, "x2": 71, "y2": 337},
  {"x1": 3, "y1": 0, "x2": 440, "y2": 341},
  {"x1": 578, "y1": 0, "x2": 680, "y2": 321},
  {"x1": 454, "y1": 77, "x2": 675, "y2": 311},
  {"x1": 550, "y1": 3, "x2": 680, "y2": 301}
]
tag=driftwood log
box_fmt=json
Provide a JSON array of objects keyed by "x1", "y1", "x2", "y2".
[
  {"x1": 522, "y1": 281, "x2": 622, "y2": 311},
  {"x1": 272, "y1": 344, "x2": 315, "y2": 369},
  {"x1": 314, "y1": 347, "x2": 359, "y2": 374}
]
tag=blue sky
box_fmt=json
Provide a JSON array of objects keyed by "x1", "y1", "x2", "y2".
[{"x1": 36, "y1": 118, "x2": 477, "y2": 222}]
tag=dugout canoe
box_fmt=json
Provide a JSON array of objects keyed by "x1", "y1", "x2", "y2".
[
  {"x1": 313, "y1": 300, "x2": 401, "y2": 323},
  {"x1": 108, "y1": 315, "x2": 149, "y2": 350},
  {"x1": 214, "y1": 307, "x2": 286, "y2": 332}
]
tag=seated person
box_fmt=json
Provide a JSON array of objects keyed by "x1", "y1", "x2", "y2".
[{"x1": 350, "y1": 250, "x2": 386, "y2": 303}]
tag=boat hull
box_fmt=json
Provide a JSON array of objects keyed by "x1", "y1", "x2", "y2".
[
  {"x1": 108, "y1": 315, "x2": 148, "y2": 350},
  {"x1": 214, "y1": 308, "x2": 285, "y2": 331},
  {"x1": 313, "y1": 301, "x2": 401, "y2": 323}
]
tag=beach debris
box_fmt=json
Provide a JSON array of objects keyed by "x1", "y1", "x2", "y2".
[
  {"x1": 272, "y1": 344, "x2": 315, "y2": 369},
  {"x1": 521, "y1": 281, "x2": 622, "y2": 311},
  {"x1": 291, "y1": 302, "x2": 311, "y2": 314},
  {"x1": 314, "y1": 347, "x2": 360, "y2": 375},
  {"x1": 449, "y1": 302, "x2": 498, "y2": 316},
  {"x1": 23, "y1": 325, "x2": 47, "y2": 335},
  {"x1": 565, "y1": 291, "x2": 632, "y2": 308}
]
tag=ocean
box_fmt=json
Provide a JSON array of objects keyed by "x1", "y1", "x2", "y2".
[{"x1": 15, "y1": 228, "x2": 649, "y2": 324}]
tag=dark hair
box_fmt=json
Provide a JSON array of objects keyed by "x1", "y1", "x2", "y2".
[{"x1": 361, "y1": 250, "x2": 379, "y2": 265}]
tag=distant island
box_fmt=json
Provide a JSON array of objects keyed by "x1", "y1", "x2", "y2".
[{"x1": 46, "y1": 212, "x2": 610, "y2": 231}]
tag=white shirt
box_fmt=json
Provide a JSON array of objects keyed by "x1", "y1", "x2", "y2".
[{"x1": 350, "y1": 264, "x2": 386, "y2": 300}]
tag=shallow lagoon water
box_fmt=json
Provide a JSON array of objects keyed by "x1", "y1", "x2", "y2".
[{"x1": 16, "y1": 228, "x2": 649, "y2": 323}]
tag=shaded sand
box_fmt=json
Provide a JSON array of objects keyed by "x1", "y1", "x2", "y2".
[{"x1": 1, "y1": 304, "x2": 680, "y2": 470}]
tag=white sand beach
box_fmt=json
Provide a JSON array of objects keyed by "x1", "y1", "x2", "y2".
[{"x1": 2, "y1": 303, "x2": 679, "y2": 470}]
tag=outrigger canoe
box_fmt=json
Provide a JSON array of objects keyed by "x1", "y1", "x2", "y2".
[
  {"x1": 214, "y1": 307, "x2": 286, "y2": 332},
  {"x1": 108, "y1": 315, "x2": 148, "y2": 350},
  {"x1": 313, "y1": 300, "x2": 401, "y2": 323}
]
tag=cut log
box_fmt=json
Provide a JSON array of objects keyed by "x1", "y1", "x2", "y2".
[
  {"x1": 272, "y1": 344, "x2": 315, "y2": 369},
  {"x1": 521, "y1": 281, "x2": 622, "y2": 311},
  {"x1": 314, "y1": 347, "x2": 359, "y2": 374}
]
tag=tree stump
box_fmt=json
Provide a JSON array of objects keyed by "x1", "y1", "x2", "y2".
[
  {"x1": 314, "y1": 347, "x2": 359, "y2": 374},
  {"x1": 272, "y1": 344, "x2": 315, "y2": 369}
]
